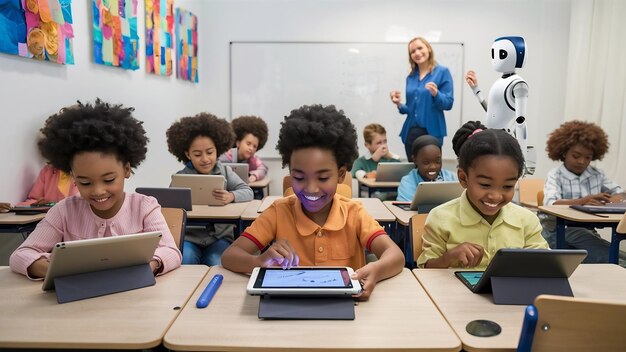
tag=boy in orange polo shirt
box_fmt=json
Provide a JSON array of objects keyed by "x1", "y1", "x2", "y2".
[{"x1": 222, "y1": 104, "x2": 404, "y2": 300}]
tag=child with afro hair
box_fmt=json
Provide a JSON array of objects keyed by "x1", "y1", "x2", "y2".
[
  {"x1": 219, "y1": 115, "x2": 269, "y2": 183},
  {"x1": 222, "y1": 104, "x2": 404, "y2": 300},
  {"x1": 166, "y1": 113, "x2": 253, "y2": 266},
  {"x1": 541, "y1": 120, "x2": 626, "y2": 265},
  {"x1": 10, "y1": 99, "x2": 182, "y2": 278}
]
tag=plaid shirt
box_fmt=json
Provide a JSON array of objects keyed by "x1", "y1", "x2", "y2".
[{"x1": 543, "y1": 164, "x2": 623, "y2": 206}]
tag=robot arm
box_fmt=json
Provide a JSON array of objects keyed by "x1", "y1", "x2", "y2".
[
  {"x1": 512, "y1": 80, "x2": 533, "y2": 174},
  {"x1": 471, "y1": 85, "x2": 488, "y2": 112}
]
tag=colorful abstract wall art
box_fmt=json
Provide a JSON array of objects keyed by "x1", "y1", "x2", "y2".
[
  {"x1": 0, "y1": 0, "x2": 74, "y2": 64},
  {"x1": 175, "y1": 7, "x2": 197, "y2": 83},
  {"x1": 145, "y1": 0, "x2": 173, "y2": 75},
  {"x1": 92, "y1": 0, "x2": 138, "y2": 70}
]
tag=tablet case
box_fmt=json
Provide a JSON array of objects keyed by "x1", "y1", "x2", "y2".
[
  {"x1": 258, "y1": 295, "x2": 355, "y2": 320},
  {"x1": 53, "y1": 263, "x2": 155, "y2": 304},
  {"x1": 570, "y1": 204, "x2": 626, "y2": 214}
]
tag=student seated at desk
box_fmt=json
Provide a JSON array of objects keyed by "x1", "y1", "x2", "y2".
[
  {"x1": 540, "y1": 121, "x2": 626, "y2": 265},
  {"x1": 222, "y1": 104, "x2": 404, "y2": 300},
  {"x1": 219, "y1": 115, "x2": 269, "y2": 183},
  {"x1": 396, "y1": 135, "x2": 457, "y2": 201},
  {"x1": 167, "y1": 113, "x2": 253, "y2": 266},
  {"x1": 17, "y1": 164, "x2": 79, "y2": 207},
  {"x1": 10, "y1": 99, "x2": 182, "y2": 279},
  {"x1": 417, "y1": 121, "x2": 548, "y2": 269}
]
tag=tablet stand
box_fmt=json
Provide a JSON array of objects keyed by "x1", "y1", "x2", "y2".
[
  {"x1": 53, "y1": 263, "x2": 156, "y2": 304},
  {"x1": 258, "y1": 295, "x2": 355, "y2": 320},
  {"x1": 490, "y1": 276, "x2": 573, "y2": 305}
]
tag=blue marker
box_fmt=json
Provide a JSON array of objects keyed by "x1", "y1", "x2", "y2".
[{"x1": 196, "y1": 274, "x2": 223, "y2": 308}]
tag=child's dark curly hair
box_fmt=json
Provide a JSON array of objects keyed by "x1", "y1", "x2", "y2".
[
  {"x1": 37, "y1": 99, "x2": 148, "y2": 173},
  {"x1": 453, "y1": 120, "x2": 525, "y2": 178},
  {"x1": 166, "y1": 113, "x2": 235, "y2": 163},
  {"x1": 546, "y1": 120, "x2": 609, "y2": 161},
  {"x1": 276, "y1": 104, "x2": 358, "y2": 169},
  {"x1": 231, "y1": 115, "x2": 268, "y2": 150}
]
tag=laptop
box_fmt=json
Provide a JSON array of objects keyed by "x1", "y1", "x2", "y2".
[
  {"x1": 394, "y1": 181, "x2": 464, "y2": 212},
  {"x1": 570, "y1": 204, "x2": 626, "y2": 215},
  {"x1": 454, "y1": 248, "x2": 587, "y2": 305},
  {"x1": 222, "y1": 162, "x2": 250, "y2": 183},
  {"x1": 170, "y1": 174, "x2": 225, "y2": 206},
  {"x1": 42, "y1": 231, "x2": 162, "y2": 291},
  {"x1": 135, "y1": 187, "x2": 193, "y2": 210},
  {"x1": 375, "y1": 162, "x2": 414, "y2": 182}
]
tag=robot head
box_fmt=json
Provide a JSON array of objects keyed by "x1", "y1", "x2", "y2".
[{"x1": 491, "y1": 36, "x2": 526, "y2": 73}]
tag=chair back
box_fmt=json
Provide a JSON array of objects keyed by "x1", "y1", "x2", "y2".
[
  {"x1": 161, "y1": 207, "x2": 187, "y2": 253},
  {"x1": 537, "y1": 190, "x2": 545, "y2": 207},
  {"x1": 283, "y1": 173, "x2": 353, "y2": 198},
  {"x1": 517, "y1": 294, "x2": 626, "y2": 352},
  {"x1": 518, "y1": 178, "x2": 544, "y2": 207},
  {"x1": 410, "y1": 213, "x2": 428, "y2": 262}
]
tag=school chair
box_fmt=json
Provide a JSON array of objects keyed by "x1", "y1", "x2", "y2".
[
  {"x1": 410, "y1": 213, "x2": 428, "y2": 267},
  {"x1": 282, "y1": 174, "x2": 353, "y2": 198},
  {"x1": 537, "y1": 190, "x2": 544, "y2": 207},
  {"x1": 161, "y1": 207, "x2": 187, "y2": 254},
  {"x1": 518, "y1": 178, "x2": 544, "y2": 208},
  {"x1": 517, "y1": 294, "x2": 626, "y2": 352}
]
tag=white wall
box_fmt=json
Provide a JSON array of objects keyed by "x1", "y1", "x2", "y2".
[{"x1": 0, "y1": 0, "x2": 571, "y2": 202}]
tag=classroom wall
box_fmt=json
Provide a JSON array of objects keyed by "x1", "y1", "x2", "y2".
[{"x1": 0, "y1": 0, "x2": 571, "y2": 201}]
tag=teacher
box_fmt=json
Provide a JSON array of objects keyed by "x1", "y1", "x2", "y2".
[{"x1": 390, "y1": 37, "x2": 454, "y2": 161}]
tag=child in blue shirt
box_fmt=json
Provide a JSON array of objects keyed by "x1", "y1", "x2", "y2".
[{"x1": 397, "y1": 135, "x2": 456, "y2": 201}]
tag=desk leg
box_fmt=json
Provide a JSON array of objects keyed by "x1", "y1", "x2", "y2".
[
  {"x1": 402, "y1": 223, "x2": 414, "y2": 268},
  {"x1": 609, "y1": 224, "x2": 621, "y2": 264},
  {"x1": 556, "y1": 217, "x2": 566, "y2": 249}
]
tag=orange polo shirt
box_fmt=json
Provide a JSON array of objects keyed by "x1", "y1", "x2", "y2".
[{"x1": 241, "y1": 194, "x2": 387, "y2": 269}]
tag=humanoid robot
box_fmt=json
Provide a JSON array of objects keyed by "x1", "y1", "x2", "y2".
[{"x1": 465, "y1": 36, "x2": 535, "y2": 175}]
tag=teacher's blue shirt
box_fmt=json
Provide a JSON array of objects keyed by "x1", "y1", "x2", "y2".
[{"x1": 398, "y1": 64, "x2": 454, "y2": 143}]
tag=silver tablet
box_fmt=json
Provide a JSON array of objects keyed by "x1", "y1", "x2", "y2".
[
  {"x1": 247, "y1": 266, "x2": 362, "y2": 296},
  {"x1": 222, "y1": 163, "x2": 249, "y2": 184},
  {"x1": 170, "y1": 174, "x2": 225, "y2": 206},
  {"x1": 375, "y1": 162, "x2": 414, "y2": 182}
]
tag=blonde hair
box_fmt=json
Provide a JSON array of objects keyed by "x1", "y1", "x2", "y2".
[
  {"x1": 407, "y1": 37, "x2": 436, "y2": 73},
  {"x1": 363, "y1": 123, "x2": 386, "y2": 144}
]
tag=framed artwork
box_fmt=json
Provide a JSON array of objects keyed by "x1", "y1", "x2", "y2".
[
  {"x1": 0, "y1": 0, "x2": 74, "y2": 64},
  {"x1": 92, "y1": 0, "x2": 139, "y2": 70},
  {"x1": 175, "y1": 7, "x2": 197, "y2": 83},
  {"x1": 145, "y1": 0, "x2": 173, "y2": 75}
]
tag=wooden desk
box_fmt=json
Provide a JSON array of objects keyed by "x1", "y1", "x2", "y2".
[
  {"x1": 384, "y1": 201, "x2": 419, "y2": 267},
  {"x1": 0, "y1": 212, "x2": 46, "y2": 237},
  {"x1": 358, "y1": 178, "x2": 400, "y2": 197},
  {"x1": 186, "y1": 202, "x2": 251, "y2": 235},
  {"x1": 164, "y1": 266, "x2": 461, "y2": 351},
  {"x1": 539, "y1": 205, "x2": 624, "y2": 263},
  {"x1": 249, "y1": 177, "x2": 271, "y2": 199},
  {"x1": 240, "y1": 199, "x2": 263, "y2": 227},
  {"x1": 0, "y1": 265, "x2": 209, "y2": 350},
  {"x1": 413, "y1": 264, "x2": 626, "y2": 352}
]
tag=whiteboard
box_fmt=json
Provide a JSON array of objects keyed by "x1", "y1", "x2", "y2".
[{"x1": 230, "y1": 41, "x2": 463, "y2": 159}]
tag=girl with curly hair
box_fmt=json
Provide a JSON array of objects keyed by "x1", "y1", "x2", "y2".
[
  {"x1": 10, "y1": 99, "x2": 182, "y2": 279},
  {"x1": 218, "y1": 115, "x2": 269, "y2": 183},
  {"x1": 541, "y1": 120, "x2": 626, "y2": 265},
  {"x1": 166, "y1": 113, "x2": 253, "y2": 266}
]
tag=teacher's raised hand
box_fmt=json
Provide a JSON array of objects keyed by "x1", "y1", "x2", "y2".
[
  {"x1": 425, "y1": 82, "x2": 438, "y2": 97},
  {"x1": 390, "y1": 90, "x2": 402, "y2": 106}
]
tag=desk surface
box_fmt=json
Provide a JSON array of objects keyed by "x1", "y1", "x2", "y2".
[
  {"x1": 249, "y1": 177, "x2": 271, "y2": 188},
  {"x1": 0, "y1": 265, "x2": 209, "y2": 350},
  {"x1": 358, "y1": 178, "x2": 401, "y2": 188},
  {"x1": 383, "y1": 200, "x2": 418, "y2": 226},
  {"x1": 0, "y1": 212, "x2": 46, "y2": 225},
  {"x1": 538, "y1": 205, "x2": 623, "y2": 223},
  {"x1": 241, "y1": 199, "x2": 263, "y2": 221},
  {"x1": 164, "y1": 266, "x2": 461, "y2": 351},
  {"x1": 413, "y1": 264, "x2": 626, "y2": 352},
  {"x1": 187, "y1": 202, "x2": 251, "y2": 219}
]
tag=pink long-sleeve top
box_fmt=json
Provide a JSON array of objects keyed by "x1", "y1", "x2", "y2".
[
  {"x1": 23, "y1": 165, "x2": 79, "y2": 205},
  {"x1": 10, "y1": 192, "x2": 182, "y2": 277},
  {"x1": 219, "y1": 148, "x2": 268, "y2": 181}
]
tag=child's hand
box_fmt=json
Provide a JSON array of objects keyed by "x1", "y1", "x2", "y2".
[
  {"x1": 27, "y1": 257, "x2": 50, "y2": 278},
  {"x1": 248, "y1": 174, "x2": 257, "y2": 183},
  {"x1": 365, "y1": 171, "x2": 377, "y2": 179},
  {"x1": 351, "y1": 263, "x2": 379, "y2": 301},
  {"x1": 33, "y1": 198, "x2": 54, "y2": 206},
  {"x1": 372, "y1": 145, "x2": 388, "y2": 162},
  {"x1": 582, "y1": 192, "x2": 611, "y2": 205},
  {"x1": 258, "y1": 240, "x2": 299, "y2": 269},
  {"x1": 213, "y1": 189, "x2": 235, "y2": 205},
  {"x1": 445, "y1": 242, "x2": 484, "y2": 268}
]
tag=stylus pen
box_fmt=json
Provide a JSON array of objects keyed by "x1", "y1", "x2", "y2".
[{"x1": 196, "y1": 274, "x2": 224, "y2": 308}]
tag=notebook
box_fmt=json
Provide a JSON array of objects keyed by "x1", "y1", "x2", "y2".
[
  {"x1": 375, "y1": 162, "x2": 414, "y2": 182},
  {"x1": 570, "y1": 204, "x2": 626, "y2": 214},
  {"x1": 170, "y1": 174, "x2": 225, "y2": 206},
  {"x1": 42, "y1": 231, "x2": 162, "y2": 291},
  {"x1": 222, "y1": 163, "x2": 250, "y2": 183}
]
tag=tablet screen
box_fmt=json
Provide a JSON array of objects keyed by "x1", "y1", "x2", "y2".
[
  {"x1": 254, "y1": 268, "x2": 353, "y2": 289},
  {"x1": 455, "y1": 271, "x2": 483, "y2": 289}
]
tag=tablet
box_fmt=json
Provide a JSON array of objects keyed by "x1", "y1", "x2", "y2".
[
  {"x1": 247, "y1": 267, "x2": 362, "y2": 296},
  {"x1": 42, "y1": 231, "x2": 162, "y2": 291},
  {"x1": 170, "y1": 174, "x2": 225, "y2": 206},
  {"x1": 375, "y1": 162, "x2": 414, "y2": 182},
  {"x1": 407, "y1": 181, "x2": 464, "y2": 212},
  {"x1": 135, "y1": 187, "x2": 193, "y2": 210},
  {"x1": 570, "y1": 204, "x2": 626, "y2": 214},
  {"x1": 222, "y1": 163, "x2": 249, "y2": 183},
  {"x1": 454, "y1": 248, "x2": 587, "y2": 294},
  {"x1": 11, "y1": 205, "x2": 53, "y2": 214}
]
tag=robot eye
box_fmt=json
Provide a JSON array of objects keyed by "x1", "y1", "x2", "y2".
[
  {"x1": 491, "y1": 48, "x2": 494, "y2": 59},
  {"x1": 499, "y1": 50, "x2": 508, "y2": 60}
]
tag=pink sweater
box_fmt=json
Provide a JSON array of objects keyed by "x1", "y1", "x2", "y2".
[
  {"x1": 219, "y1": 148, "x2": 268, "y2": 180},
  {"x1": 10, "y1": 193, "x2": 182, "y2": 277},
  {"x1": 22, "y1": 165, "x2": 79, "y2": 205}
]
